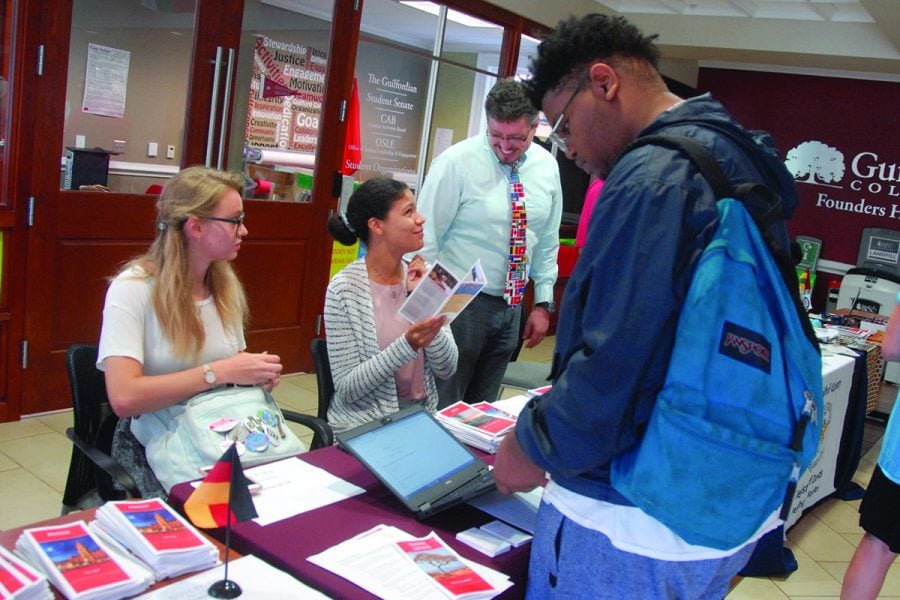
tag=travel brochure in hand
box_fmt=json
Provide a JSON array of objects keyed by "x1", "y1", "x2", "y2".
[{"x1": 398, "y1": 260, "x2": 487, "y2": 324}]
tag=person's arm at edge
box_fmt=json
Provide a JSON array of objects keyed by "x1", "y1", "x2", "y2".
[{"x1": 881, "y1": 301, "x2": 900, "y2": 362}]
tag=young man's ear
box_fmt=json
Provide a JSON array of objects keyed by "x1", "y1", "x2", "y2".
[{"x1": 588, "y1": 62, "x2": 618, "y2": 100}]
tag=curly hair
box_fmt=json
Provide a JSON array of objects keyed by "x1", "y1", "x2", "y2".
[
  {"x1": 484, "y1": 79, "x2": 538, "y2": 123},
  {"x1": 525, "y1": 14, "x2": 661, "y2": 107}
]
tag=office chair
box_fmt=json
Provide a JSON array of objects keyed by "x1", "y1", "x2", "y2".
[
  {"x1": 309, "y1": 337, "x2": 334, "y2": 429},
  {"x1": 62, "y1": 344, "x2": 140, "y2": 514},
  {"x1": 497, "y1": 313, "x2": 552, "y2": 398},
  {"x1": 499, "y1": 352, "x2": 552, "y2": 398},
  {"x1": 282, "y1": 408, "x2": 333, "y2": 450}
]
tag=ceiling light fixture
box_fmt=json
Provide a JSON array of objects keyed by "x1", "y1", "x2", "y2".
[{"x1": 399, "y1": 1, "x2": 499, "y2": 28}]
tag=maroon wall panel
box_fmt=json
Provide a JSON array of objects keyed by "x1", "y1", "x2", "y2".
[{"x1": 697, "y1": 68, "x2": 900, "y2": 267}]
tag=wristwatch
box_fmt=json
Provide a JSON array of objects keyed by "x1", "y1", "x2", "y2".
[
  {"x1": 202, "y1": 363, "x2": 217, "y2": 387},
  {"x1": 535, "y1": 301, "x2": 556, "y2": 314}
]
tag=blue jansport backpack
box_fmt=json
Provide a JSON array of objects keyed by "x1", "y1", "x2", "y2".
[{"x1": 610, "y1": 135, "x2": 824, "y2": 550}]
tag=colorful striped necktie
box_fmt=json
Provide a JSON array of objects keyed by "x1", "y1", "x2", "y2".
[{"x1": 504, "y1": 161, "x2": 527, "y2": 307}]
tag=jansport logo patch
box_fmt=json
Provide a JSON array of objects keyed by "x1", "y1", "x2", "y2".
[{"x1": 719, "y1": 321, "x2": 771, "y2": 374}]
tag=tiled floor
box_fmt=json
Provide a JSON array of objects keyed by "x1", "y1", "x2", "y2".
[{"x1": 1, "y1": 337, "x2": 898, "y2": 598}]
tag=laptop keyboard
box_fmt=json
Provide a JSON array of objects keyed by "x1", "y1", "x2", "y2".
[{"x1": 433, "y1": 470, "x2": 495, "y2": 509}]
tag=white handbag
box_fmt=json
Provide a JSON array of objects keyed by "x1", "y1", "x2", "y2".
[{"x1": 138, "y1": 386, "x2": 306, "y2": 491}]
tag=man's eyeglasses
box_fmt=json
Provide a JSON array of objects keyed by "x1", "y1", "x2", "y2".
[
  {"x1": 204, "y1": 212, "x2": 245, "y2": 228},
  {"x1": 547, "y1": 75, "x2": 591, "y2": 154},
  {"x1": 486, "y1": 131, "x2": 532, "y2": 146}
]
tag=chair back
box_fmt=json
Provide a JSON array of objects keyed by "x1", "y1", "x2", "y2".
[
  {"x1": 309, "y1": 337, "x2": 334, "y2": 422},
  {"x1": 62, "y1": 344, "x2": 124, "y2": 510}
]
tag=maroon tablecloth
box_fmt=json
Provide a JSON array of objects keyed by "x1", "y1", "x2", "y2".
[{"x1": 169, "y1": 446, "x2": 528, "y2": 599}]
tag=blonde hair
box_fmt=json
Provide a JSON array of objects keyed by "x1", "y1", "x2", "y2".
[{"x1": 121, "y1": 166, "x2": 248, "y2": 359}]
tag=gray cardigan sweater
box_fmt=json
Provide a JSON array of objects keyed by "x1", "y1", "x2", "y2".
[{"x1": 323, "y1": 258, "x2": 458, "y2": 432}]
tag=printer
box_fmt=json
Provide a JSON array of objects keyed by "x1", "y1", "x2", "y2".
[{"x1": 836, "y1": 228, "x2": 900, "y2": 384}]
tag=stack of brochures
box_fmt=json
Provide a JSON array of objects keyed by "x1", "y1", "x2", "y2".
[
  {"x1": 308, "y1": 524, "x2": 512, "y2": 599},
  {"x1": 436, "y1": 402, "x2": 516, "y2": 454},
  {"x1": 93, "y1": 499, "x2": 219, "y2": 579},
  {"x1": 0, "y1": 545, "x2": 52, "y2": 600},
  {"x1": 15, "y1": 520, "x2": 153, "y2": 600}
]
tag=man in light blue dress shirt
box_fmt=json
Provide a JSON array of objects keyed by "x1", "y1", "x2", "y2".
[{"x1": 417, "y1": 79, "x2": 563, "y2": 407}]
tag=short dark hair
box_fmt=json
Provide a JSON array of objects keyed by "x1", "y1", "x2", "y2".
[
  {"x1": 327, "y1": 177, "x2": 409, "y2": 246},
  {"x1": 526, "y1": 14, "x2": 661, "y2": 107},
  {"x1": 484, "y1": 79, "x2": 538, "y2": 124}
]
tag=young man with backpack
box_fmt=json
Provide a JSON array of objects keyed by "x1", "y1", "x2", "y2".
[{"x1": 493, "y1": 14, "x2": 808, "y2": 598}]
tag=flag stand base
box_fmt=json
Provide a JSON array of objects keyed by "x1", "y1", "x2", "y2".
[{"x1": 208, "y1": 579, "x2": 242, "y2": 598}]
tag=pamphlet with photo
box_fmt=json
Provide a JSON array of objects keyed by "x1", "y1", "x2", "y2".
[
  {"x1": 398, "y1": 260, "x2": 486, "y2": 324},
  {"x1": 395, "y1": 533, "x2": 496, "y2": 599}
]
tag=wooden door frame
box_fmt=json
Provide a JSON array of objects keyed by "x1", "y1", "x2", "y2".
[{"x1": 0, "y1": 0, "x2": 45, "y2": 421}]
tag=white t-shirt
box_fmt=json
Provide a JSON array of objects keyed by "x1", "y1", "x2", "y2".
[
  {"x1": 97, "y1": 267, "x2": 245, "y2": 456},
  {"x1": 544, "y1": 481, "x2": 780, "y2": 561}
]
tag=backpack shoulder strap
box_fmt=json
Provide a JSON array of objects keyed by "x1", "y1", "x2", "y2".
[
  {"x1": 622, "y1": 134, "x2": 786, "y2": 251},
  {"x1": 623, "y1": 134, "x2": 734, "y2": 201},
  {"x1": 621, "y1": 133, "x2": 819, "y2": 351}
]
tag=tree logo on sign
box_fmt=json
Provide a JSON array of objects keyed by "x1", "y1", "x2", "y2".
[{"x1": 785, "y1": 141, "x2": 845, "y2": 188}]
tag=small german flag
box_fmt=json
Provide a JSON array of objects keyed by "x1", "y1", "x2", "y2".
[{"x1": 183, "y1": 444, "x2": 258, "y2": 529}]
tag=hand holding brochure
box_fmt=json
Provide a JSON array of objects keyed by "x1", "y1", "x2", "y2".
[{"x1": 399, "y1": 260, "x2": 486, "y2": 324}]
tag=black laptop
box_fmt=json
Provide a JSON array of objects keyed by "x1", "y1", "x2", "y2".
[{"x1": 335, "y1": 405, "x2": 496, "y2": 520}]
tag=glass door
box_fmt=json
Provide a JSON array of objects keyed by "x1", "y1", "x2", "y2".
[{"x1": 61, "y1": 0, "x2": 199, "y2": 193}]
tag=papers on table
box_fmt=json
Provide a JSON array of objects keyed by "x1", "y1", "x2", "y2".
[
  {"x1": 490, "y1": 395, "x2": 528, "y2": 420},
  {"x1": 491, "y1": 385, "x2": 551, "y2": 422},
  {"x1": 467, "y1": 487, "x2": 543, "y2": 535},
  {"x1": 136, "y1": 554, "x2": 330, "y2": 599},
  {"x1": 0, "y1": 545, "x2": 52, "y2": 600},
  {"x1": 15, "y1": 520, "x2": 153, "y2": 600},
  {"x1": 435, "y1": 402, "x2": 516, "y2": 454},
  {"x1": 308, "y1": 524, "x2": 512, "y2": 600},
  {"x1": 188, "y1": 456, "x2": 366, "y2": 526},
  {"x1": 93, "y1": 499, "x2": 218, "y2": 579},
  {"x1": 239, "y1": 457, "x2": 366, "y2": 526}
]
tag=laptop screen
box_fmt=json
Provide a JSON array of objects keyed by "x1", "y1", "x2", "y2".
[{"x1": 341, "y1": 409, "x2": 479, "y2": 500}]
